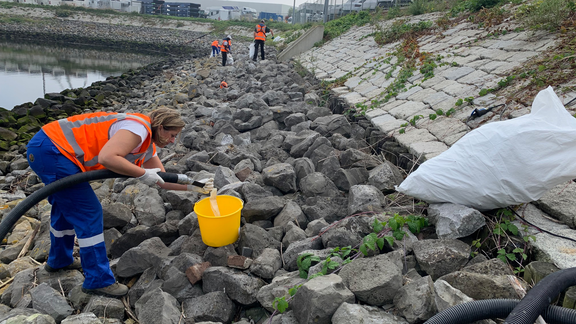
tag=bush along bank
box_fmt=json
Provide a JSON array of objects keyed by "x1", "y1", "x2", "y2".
[{"x1": 0, "y1": 57, "x2": 182, "y2": 152}]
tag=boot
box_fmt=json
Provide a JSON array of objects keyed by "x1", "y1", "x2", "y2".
[
  {"x1": 82, "y1": 282, "x2": 129, "y2": 298},
  {"x1": 44, "y1": 258, "x2": 82, "y2": 272}
]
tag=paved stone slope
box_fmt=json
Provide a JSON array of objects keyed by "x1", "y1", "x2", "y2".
[
  {"x1": 296, "y1": 9, "x2": 576, "y2": 269},
  {"x1": 297, "y1": 11, "x2": 575, "y2": 161}
]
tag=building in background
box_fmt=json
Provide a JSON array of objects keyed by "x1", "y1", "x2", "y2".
[
  {"x1": 184, "y1": 0, "x2": 290, "y2": 16},
  {"x1": 5, "y1": 0, "x2": 291, "y2": 19}
]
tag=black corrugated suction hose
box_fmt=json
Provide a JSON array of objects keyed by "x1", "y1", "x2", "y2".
[
  {"x1": 504, "y1": 267, "x2": 576, "y2": 324},
  {"x1": 425, "y1": 298, "x2": 576, "y2": 324},
  {"x1": 0, "y1": 169, "x2": 181, "y2": 243}
]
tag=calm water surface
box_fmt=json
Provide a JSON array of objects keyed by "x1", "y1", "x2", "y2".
[{"x1": 0, "y1": 42, "x2": 164, "y2": 110}]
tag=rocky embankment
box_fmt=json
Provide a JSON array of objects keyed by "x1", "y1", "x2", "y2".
[
  {"x1": 0, "y1": 8, "x2": 208, "y2": 55},
  {"x1": 0, "y1": 7, "x2": 574, "y2": 324}
]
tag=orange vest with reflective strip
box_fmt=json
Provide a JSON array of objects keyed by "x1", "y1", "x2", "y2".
[
  {"x1": 220, "y1": 40, "x2": 230, "y2": 52},
  {"x1": 255, "y1": 24, "x2": 266, "y2": 41},
  {"x1": 211, "y1": 40, "x2": 219, "y2": 47},
  {"x1": 42, "y1": 112, "x2": 156, "y2": 172}
]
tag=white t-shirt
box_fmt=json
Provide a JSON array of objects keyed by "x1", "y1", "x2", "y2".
[{"x1": 109, "y1": 120, "x2": 157, "y2": 157}]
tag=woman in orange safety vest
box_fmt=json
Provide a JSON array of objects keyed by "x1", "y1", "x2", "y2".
[
  {"x1": 211, "y1": 39, "x2": 220, "y2": 57},
  {"x1": 220, "y1": 36, "x2": 231, "y2": 66},
  {"x1": 26, "y1": 107, "x2": 213, "y2": 298}
]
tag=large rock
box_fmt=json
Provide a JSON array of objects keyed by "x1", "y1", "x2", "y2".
[
  {"x1": 339, "y1": 254, "x2": 402, "y2": 306},
  {"x1": 412, "y1": 239, "x2": 470, "y2": 280},
  {"x1": 291, "y1": 274, "x2": 355, "y2": 324}
]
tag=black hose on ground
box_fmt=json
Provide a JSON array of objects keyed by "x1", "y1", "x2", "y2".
[
  {"x1": 504, "y1": 267, "x2": 576, "y2": 324},
  {"x1": 425, "y1": 298, "x2": 576, "y2": 324},
  {"x1": 0, "y1": 169, "x2": 181, "y2": 243}
]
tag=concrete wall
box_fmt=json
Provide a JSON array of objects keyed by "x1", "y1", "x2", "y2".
[{"x1": 277, "y1": 25, "x2": 324, "y2": 62}]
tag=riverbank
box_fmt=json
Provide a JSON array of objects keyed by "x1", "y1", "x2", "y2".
[{"x1": 0, "y1": 3, "x2": 575, "y2": 324}]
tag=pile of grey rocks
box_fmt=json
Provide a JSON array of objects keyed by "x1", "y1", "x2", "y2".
[{"x1": 0, "y1": 40, "x2": 565, "y2": 324}]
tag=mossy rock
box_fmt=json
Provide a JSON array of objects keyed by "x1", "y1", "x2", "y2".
[
  {"x1": 0, "y1": 109, "x2": 17, "y2": 127},
  {"x1": 16, "y1": 115, "x2": 40, "y2": 128},
  {"x1": 95, "y1": 94, "x2": 106, "y2": 103},
  {"x1": 62, "y1": 103, "x2": 81, "y2": 115},
  {"x1": 29, "y1": 105, "x2": 46, "y2": 119},
  {"x1": 0, "y1": 127, "x2": 18, "y2": 142},
  {"x1": 0, "y1": 141, "x2": 10, "y2": 151},
  {"x1": 18, "y1": 133, "x2": 33, "y2": 142},
  {"x1": 17, "y1": 118, "x2": 41, "y2": 134}
]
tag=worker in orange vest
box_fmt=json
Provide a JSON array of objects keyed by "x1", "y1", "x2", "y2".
[
  {"x1": 253, "y1": 19, "x2": 274, "y2": 62},
  {"x1": 226, "y1": 35, "x2": 232, "y2": 51},
  {"x1": 220, "y1": 36, "x2": 231, "y2": 66},
  {"x1": 211, "y1": 39, "x2": 220, "y2": 57},
  {"x1": 220, "y1": 81, "x2": 228, "y2": 89},
  {"x1": 26, "y1": 107, "x2": 213, "y2": 298}
]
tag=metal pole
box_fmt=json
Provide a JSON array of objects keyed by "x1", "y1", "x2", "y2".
[
  {"x1": 323, "y1": 0, "x2": 328, "y2": 23},
  {"x1": 292, "y1": 0, "x2": 295, "y2": 24}
]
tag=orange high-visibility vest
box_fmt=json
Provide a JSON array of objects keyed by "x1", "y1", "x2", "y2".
[
  {"x1": 220, "y1": 81, "x2": 228, "y2": 88},
  {"x1": 211, "y1": 40, "x2": 219, "y2": 47},
  {"x1": 220, "y1": 40, "x2": 230, "y2": 52},
  {"x1": 42, "y1": 112, "x2": 156, "y2": 172},
  {"x1": 255, "y1": 24, "x2": 267, "y2": 41}
]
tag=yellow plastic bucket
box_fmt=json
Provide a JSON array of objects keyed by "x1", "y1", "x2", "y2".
[{"x1": 194, "y1": 195, "x2": 243, "y2": 247}]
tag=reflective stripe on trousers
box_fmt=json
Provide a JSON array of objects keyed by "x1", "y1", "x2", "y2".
[{"x1": 27, "y1": 130, "x2": 116, "y2": 289}]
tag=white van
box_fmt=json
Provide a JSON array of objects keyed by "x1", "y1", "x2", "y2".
[
  {"x1": 206, "y1": 6, "x2": 241, "y2": 21},
  {"x1": 342, "y1": 0, "x2": 379, "y2": 12}
]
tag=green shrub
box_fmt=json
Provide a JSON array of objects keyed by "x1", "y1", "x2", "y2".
[
  {"x1": 518, "y1": 0, "x2": 574, "y2": 30},
  {"x1": 324, "y1": 11, "x2": 371, "y2": 41},
  {"x1": 408, "y1": 0, "x2": 429, "y2": 15},
  {"x1": 387, "y1": 6, "x2": 402, "y2": 19},
  {"x1": 450, "y1": 0, "x2": 502, "y2": 14},
  {"x1": 465, "y1": 0, "x2": 502, "y2": 12},
  {"x1": 374, "y1": 20, "x2": 433, "y2": 45},
  {"x1": 55, "y1": 8, "x2": 71, "y2": 17}
]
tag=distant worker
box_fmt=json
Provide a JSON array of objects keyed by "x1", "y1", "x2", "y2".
[
  {"x1": 211, "y1": 39, "x2": 220, "y2": 57},
  {"x1": 220, "y1": 36, "x2": 231, "y2": 66},
  {"x1": 220, "y1": 81, "x2": 228, "y2": 89},
  {"x1": 226, "y1": 35, "x2": 232, "y2": 51},
  {"x1": 252, "y1": 19, "x2": 274, "y2": 62}
]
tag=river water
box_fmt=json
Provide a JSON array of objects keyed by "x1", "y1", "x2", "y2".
[{"x1": 0, "y1": 41, "x2": 164, "y2": 110}]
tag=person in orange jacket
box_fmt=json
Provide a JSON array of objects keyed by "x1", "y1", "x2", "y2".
[
  {"x1": 26, "y1": 107, "x2": 213, "y2": 298},
  {"x1": 211, "y1": 39, "x2": 220, "y2": 57},
  {"x1": 220, "y1": 36, "x2": 231, "y2": 66},
  {"x1": 253, "y1": 19, "x2": 274, "y2": 62},
  {"x1": 226, "y1": 35, "x2": 232, "y2": 51}
]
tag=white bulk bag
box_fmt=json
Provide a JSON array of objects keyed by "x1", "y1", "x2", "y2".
[
  {"x1": 249, "y1": 42, "x2": 255, "y2": 59},
  {"x1": 396, "y1": 86, "x2": 576, "y2": 210}
]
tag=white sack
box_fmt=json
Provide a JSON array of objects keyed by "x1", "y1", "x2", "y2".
[
  {"x1": 249, "y1": 42, "x2": 255, "y2": 59},
  {"x1": 228, "y1": 54, "x2": 234, "y2": 65},
  {"x1": 396, "y1": 86, "x2": 576, "y2": 211}
]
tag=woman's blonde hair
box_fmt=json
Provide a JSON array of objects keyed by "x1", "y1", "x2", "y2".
[{"x1": 148, "y1": 107, "x2": 185, "y2": 145}]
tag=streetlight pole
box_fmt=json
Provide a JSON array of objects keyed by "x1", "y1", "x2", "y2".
[{"x1": 292, "y1": 0, "x2": 295, "y2": 24}]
